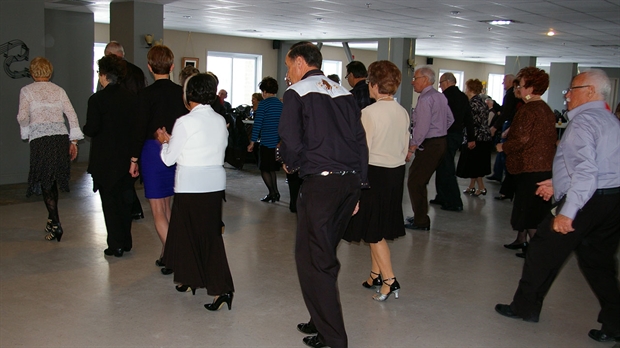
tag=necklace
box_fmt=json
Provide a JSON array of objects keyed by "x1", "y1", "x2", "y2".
[{"x1": 376, "y1": 96, "x2": 393, "y2": 101}]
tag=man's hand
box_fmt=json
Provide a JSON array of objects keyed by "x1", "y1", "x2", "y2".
[
  {"x1": 535, "y1": 179, "x2": 553, "y2": 201},
  {"x1": 282, "y1": 163, "x2": 291, "y2": 174},
  {"x1": 467, "y1": 141, "x2": 476, "y2": 150},
  {"x1": 490, "y1": 126, "x2": 497, "y2": 137},
  {"x1": 352, "y1": 201, "x2": 360, "y2": 216},
  {"x1": 247, "y1": 141, "x2": 255, "y2": 152},
  {"x1": 129, "y1": 160, "x2": 140, "y2": 177},
  {"x1": 552, "y1": 214, "x2": 575, "y2": 234},
  {"x1": 496, "y1": 143, "x2": 503, "y2": 152}
]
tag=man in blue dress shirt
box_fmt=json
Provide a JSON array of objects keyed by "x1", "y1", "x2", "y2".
[{"x1": 495, "y1": 69, "x2": 620, "y2": 343}]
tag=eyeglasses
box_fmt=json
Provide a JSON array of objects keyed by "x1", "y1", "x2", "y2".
[
  {"x1": 345, "y1": 73, "x2": 351, "y2": 78},
  {"x1": 562, "y1": 85, "x2": 591, "y2": 94},
  {"x1": 439, "y1": 80, "x2": 447, "y2": 84},
  {"x1": 412, "y1": 75, "x2": 426, "y2": 81}
]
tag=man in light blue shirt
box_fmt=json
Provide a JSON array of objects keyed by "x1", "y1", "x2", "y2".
[{"x1": 495, "y1": 69, "x2": 620, "y2": 343}]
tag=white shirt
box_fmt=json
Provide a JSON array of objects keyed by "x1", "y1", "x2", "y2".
[{"x1": 160, "y1": 104, "x2": 228, "y2": 193}]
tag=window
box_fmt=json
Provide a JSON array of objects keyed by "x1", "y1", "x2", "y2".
[
  {"x1": 93, "y1": 43, "x2": 106, "y2": 93},
  {"x1": 206, "y1": 52, "x2": 262, "y2": 108},
  {"x1": 322, "y1": 60, "x2": 342, "y2": 84},
  {"x1": 439, "y1": 69, "x2": 464, "y2": 91},
  {"x1": 487, "y1": 73, "x2": 505, "y2": 104}
]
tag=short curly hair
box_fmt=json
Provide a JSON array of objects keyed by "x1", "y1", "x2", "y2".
[
  {"x1": 98, "y1": 54, "x2": 126, "y2": 85},
  {"x1": 367, "y1": 60, "x2": 401, "y2": 95},
  {"x1": 516, "y1": 67, "x2": 549, "y2": 95},
  {"x1": 466, "y1": 79, "x2": 483, "y2": 95},
  {"x1": 184, "y1": 73, "x2": 218, "y2": 106},
  {"x1": 259, "y1": 76, "x2": 278, "y2": 94},
  {"x1": 29, "y1": 57, "x2": 53, "y2": 79}
]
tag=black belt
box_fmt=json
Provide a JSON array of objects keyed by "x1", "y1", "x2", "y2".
[
  {"x1": 595, "y1": 187, "x2": 620, "y2": 195},
  {"x1": 426, "y1": 135, "x2": 447, "y2": 140},
  {"x1": 304, "y1": 170, "x2": 357, "y2": 178}
]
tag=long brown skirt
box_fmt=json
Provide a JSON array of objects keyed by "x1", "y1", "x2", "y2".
[{"x1": 163, "y1": 191, "x2": 234, "y2": 296}]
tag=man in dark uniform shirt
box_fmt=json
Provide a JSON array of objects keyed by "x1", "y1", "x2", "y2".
[
  {"x1": 345, "y1": 60, "x2": 375, "y2": 110},
  {"x1": 279, "y1": 42, "x2": 368, "y2": 348},
  {"x1": 104, "y1": 41, "x2": 147, "y2": 220},
  {"x1": 431, "y1": 72, "x2": 474, "y2": 211}
]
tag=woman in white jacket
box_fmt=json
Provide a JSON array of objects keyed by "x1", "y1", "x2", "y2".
[{"x1": 156, "y1": 73, "x2": 234, "y2": 311}]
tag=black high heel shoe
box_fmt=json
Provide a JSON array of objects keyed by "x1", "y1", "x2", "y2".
[
  {"x1": 175, "y1": 285, "x2": 196, "y2": 295},
  {"x1": 472, "y1": 188, "x2": 487, "y2": 197},
  {"x1": 463, "y1": 187, "x2": 476, "y2": 195},
  {"x1": 373, "y1": 277, "x2": 400, "y2": 301},
  {"x1": 204, "y1": 292, "x2": 233, "y2": 311},
  {"x1": 504, "y1": 241, "x2": 528, "y2": 250},
  {"x1": 45, "y1": 222, "x2": 63, "y2": 242},
  {"x1": 155, "y1": 257, "x2": 165, "y2": 267},
  {"x1": 260, "y1": 194, "x2": 275, "y2": 202},
  {"x1": 362, "y1": 271, "x2": 383, "y2": 289}
]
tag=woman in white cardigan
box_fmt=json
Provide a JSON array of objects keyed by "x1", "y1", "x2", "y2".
[{"x1": 156, "y1": 73, "x2": 234, "y2": 311}]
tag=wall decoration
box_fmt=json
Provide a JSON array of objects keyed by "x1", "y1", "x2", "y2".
[
  {"x1": 182, "y1": 57, "x2": 199, "y2": 68},
  {"x1": 1, "y1": 40, "x2": 31, "y2": 79}
]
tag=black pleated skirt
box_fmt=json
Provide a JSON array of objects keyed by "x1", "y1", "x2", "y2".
[
  {"x1": 343, "y1": 165, "x2": 406, "y2": 243},
  {"x1": 511, "y1": 171, "x2": 552, "y2": 231}
]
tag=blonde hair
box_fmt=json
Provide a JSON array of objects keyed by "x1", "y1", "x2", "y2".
[{"x1": 30, "y1": 57, "x2": 53, "y2": 79}]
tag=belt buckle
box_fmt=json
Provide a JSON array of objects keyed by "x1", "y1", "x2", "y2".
[{"x1": 320, "y1": 171, "x2": 330, "y2": 176}]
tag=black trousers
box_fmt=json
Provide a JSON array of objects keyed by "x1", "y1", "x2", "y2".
[
  {"x1": 287, "y1": 172, "x2": 303, "y2": 213},
  {"x1": 510, "y1": 191, "x2": 620, "y2": 333},
  {"x1": 433, "y1": 132, "x2": 464, "y2": 209},
  {"x1": 407, "y1": 137, "x2": 447, "y2": 226},
  {"x1": 98, "y1": 174, "x2": 135, "y2": 250},
  {"x1": 296, "y1": 174, "x2": 360, "y2": 348}
]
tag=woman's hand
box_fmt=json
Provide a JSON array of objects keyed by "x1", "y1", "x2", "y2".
[
  {"x1": 69, "y1": 143, "x2": 78, "y2": 161},
  {"x1": 155, "y1": 127, "x2": 170, "y2": 145},
  {"x1": 129, "y1": 160, "x2": 140, "y2": 178},
  {"x1": 495, "y1": 143, "x2": 503, "y2": 152},
  {"x1": 467, "y1": 141, "x2": 476, "y2": 150},
  {"x1": 247, "y1": 141, "x2": 255, "y2": 152}
]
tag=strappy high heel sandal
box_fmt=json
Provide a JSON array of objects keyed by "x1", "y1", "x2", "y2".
[
  {"x1": 463, "y1": 187, "x2": 476, "y2": 195},
  {"x1": 362, "y1": 271, "x2": 383, "y2": 289},
  {"x1": 472, "y1": 188, "x2": 487, "y2": 197},
  {"x1": 45, "y1": 222, "x2": 63, "y2": 242},
  {"x1": 373, "y1": 277, "x2": 400, "y2": 301},
  {"x1": 204, "y1": 292, "x2": 233, "y2": 311}
]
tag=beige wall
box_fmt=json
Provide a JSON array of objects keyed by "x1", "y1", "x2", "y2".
[{"x1": 95, "y1": 24, "x2": 504, "y2": 105}]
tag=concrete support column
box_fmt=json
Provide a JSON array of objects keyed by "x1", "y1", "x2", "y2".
[
  {"x1": 548, "y1": 62, "x2": 578, "y2": 113},
  {"x1": 505, "y1": 56, "x2": 537, "y2": 75},
  {"x1": 378, "y1": 38, "x2": 415, "y2": 111},
  {"x1": 110, "y1": 1, "x2": 163, "y2": 84}
]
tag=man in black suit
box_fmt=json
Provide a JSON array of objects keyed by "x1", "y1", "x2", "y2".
[
  {"x1": 103, "y1": 41, "x2": 147, "y2": 220},
  {"x1": 84, "y1": 55, "x2": 137, "y2": 257},
  {"x1": 431, "y1": 72, "x2": 474, "y2": 211},
  {"x1": 487, "y1": 74, "x2": 516, "y2": 183},
  {"x1": 345, "y1": 61, "x2": 375, "y2": 110}
]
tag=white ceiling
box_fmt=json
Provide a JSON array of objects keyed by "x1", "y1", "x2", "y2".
[{"x1": 46, "y1": 0, "x2": 620, "y2": 67}]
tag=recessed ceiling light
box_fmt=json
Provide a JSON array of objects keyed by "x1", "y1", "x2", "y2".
[
  {"x1": 479, "y1": 19, "x2": 517, "y2": 26},
  {"x1": 450, "y1": 11, "x2": 460, "y2": 15},
  {"x1": 429, "y1": 34, "x2": 434, "y2": 38},
  {"x1": 183, "y1": 15, "x2": 191, "y2": 19},
  {"x1": 316, "y1": 17, "x2": 324, "y2": 21}
]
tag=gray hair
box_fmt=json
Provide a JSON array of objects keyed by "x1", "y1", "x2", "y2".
[
  {"x1": 441, "y1": 72, "x2": 456, "y2": 84},
  {"x1": 415, "y1": 66, "x2": 436, "y2": 84},
  {"x1": 580, "y1": 69, "x2": 611, "y2": 99},
  {"x1": 104, "y1": 41, "x2": 125, "y2": 58}
]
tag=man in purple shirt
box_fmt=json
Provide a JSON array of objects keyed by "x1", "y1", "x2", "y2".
[
  {"x1": 405, "y1": 66, "x2": 454, "y2": 230},
  {"x1": 495, "y1": 69, "x2": 620, "y2": 343}
]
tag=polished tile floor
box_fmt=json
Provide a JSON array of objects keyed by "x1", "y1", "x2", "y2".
[{"x1": 0, "y1": 159, "x2": 616, "y2": 347}]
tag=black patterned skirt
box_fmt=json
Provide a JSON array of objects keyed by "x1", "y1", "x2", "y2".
[{"x1": 27, "y1": 135, "x2": 71, "y2": 197}]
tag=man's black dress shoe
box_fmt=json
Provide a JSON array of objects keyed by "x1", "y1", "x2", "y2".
[
  {"x1": 494, "y1": 195, "x2": 513, "y2": 201},
  {"x1": 429, "y1": 199, "x2": 443, "y2": 205},
  {"x1": 441, "y1": 205, "x2": 463, "y2": 212},
  {"x1": 104, "y1": 248, "x2": 124, "y2": 257},
  {"x1": 588, "y1": 329, "x2": 620, "y2": 342},
  {"x1": 303, "y1": 335, "x2": 328, "y2": 348},
  {"x1": 297, "y1": 322, "x2": 318, "y2": 335},
  {"x1": 404, "y1": 222, "x2": 430, "y2": 231},
  {"x1": 123, "y1": 247, "x2": 131, "y2": 252},
  {"x1": 161, "y1": 267, "x2": 173, "y2": 275},
  {"x1": 405, "y1": 216, "x2": 415, "y2": 223},
  {"x1": 495, "y1": 304, "x2": 539, "y2": 322},
  {"x1": 503, "y1": 242, "x2": 527, "y2": 250}
]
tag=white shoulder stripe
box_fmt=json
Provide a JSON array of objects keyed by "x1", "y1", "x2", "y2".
[{"x1": 288, "y1": 75, "x2": 351, "y2": 98}]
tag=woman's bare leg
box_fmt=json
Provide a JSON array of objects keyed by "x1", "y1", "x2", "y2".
[
  {"x1": 370, "y1": 239, "x2": 396, "y2": 295},
  {"x1": 149, "y1": 196, "x2": 172, "y2": 256}
]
